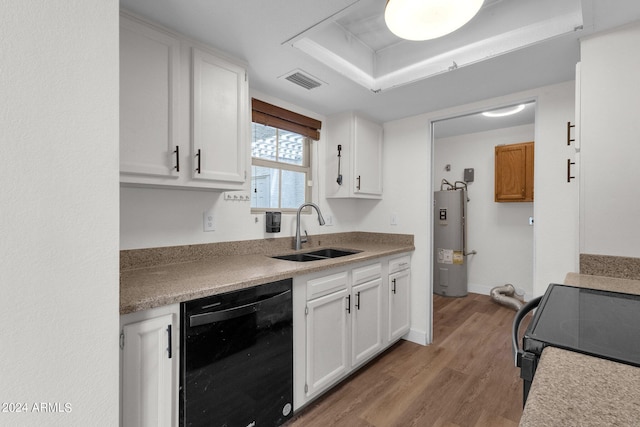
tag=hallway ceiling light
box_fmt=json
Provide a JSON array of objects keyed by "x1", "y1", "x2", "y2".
[
  {"x1": 482, "y1": 104, "x2": 526, "y2": 118},
  {"x1": 384, "y1": 0, "x2": 484, "y2": 41}
]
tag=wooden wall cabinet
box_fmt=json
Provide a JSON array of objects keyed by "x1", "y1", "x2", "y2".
[{"x1": 495, "y1": 141, "x2": 534, "y2": 202}]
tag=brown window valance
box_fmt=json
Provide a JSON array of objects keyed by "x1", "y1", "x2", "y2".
[{"x1": 251, "y1": 98, "x2": 322, "y2": 140}]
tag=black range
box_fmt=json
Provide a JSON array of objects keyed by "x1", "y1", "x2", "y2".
[{"x1": 513, "y1": 283, "x2": 640, "y2": 404}]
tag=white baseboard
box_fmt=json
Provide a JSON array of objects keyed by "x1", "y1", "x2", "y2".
[
  {"x1": 467, "y1": 282, "x2": 495, "y2": 296},
  {"x1": 403, "y1": 328, "x2": 428, "y2": 346}
]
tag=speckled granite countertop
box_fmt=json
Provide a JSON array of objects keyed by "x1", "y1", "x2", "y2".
[
  {"x1": 520, "y1": 347, "x2": 640, "y2": 426},
  {"x1": 520, "y1": 273, "x2": 640, "y2": 426},
  {"x1": 120, "y1": 232, "x2": 414, "y2": 314}
]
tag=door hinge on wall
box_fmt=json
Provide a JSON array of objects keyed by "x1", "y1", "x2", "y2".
[
  {"x1": 304, "y1": 384, "x2": 308, "y2": 393},
  {"x1": 119, "y1": 331, "x2": 125, "y2": 350},
  {"x1": 305, "y1": 306, "x2": 309, "y2": 316}
]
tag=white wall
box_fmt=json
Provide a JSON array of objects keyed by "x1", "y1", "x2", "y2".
[
  {"x1": 580, "y1": 22, "x2": 640, "y2": 257},
  {"x1": 434, "y1": 125, "x2": 535, "y2": 297},
  {"x1": 0, "y1": 2, "x2": 119, "y2": 426}
]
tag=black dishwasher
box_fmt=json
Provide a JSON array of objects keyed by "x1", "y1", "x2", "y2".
[{"x1": 180, "y1": 279, "x2": 293, "y2": 427}]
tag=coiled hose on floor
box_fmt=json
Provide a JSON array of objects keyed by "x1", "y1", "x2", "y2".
[{"x1": 490, "y1": 284, "x2": 524, "y2": 311}]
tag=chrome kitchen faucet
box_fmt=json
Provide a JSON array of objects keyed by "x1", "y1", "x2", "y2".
[{"x1": 294, "y1": 203, "x2": 325, "y2": 250}]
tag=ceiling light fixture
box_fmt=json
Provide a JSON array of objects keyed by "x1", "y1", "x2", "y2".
[
  {"x1": 384, "y1": 0, "x2": 484, "y2": 41},
  {"x1": 482, "y1": 104, "x2": 526, "y2": 117}
]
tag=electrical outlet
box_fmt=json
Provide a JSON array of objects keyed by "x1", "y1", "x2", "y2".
[
  {"x1": 223, "y1": 191, "x2": 251, "y2": 201},
  {"x1": 325, "y1": 215, "x2": 333, "y2": 226},
  {"x1": 203, "y1": 210, "x2": 215, "y2": 232}
]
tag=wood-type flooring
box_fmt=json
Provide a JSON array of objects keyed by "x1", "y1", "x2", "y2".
[{"x1": 286, "y1": 293, "x2": 525, "y2": 427}]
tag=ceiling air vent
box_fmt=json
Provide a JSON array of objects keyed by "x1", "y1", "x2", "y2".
[{"x1": 281, "y1": 70, "x2": 324, "y2": 90}]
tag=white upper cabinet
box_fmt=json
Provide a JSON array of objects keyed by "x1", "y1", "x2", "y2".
[
  {"x1": 119, "y1": 13, "x2": 248, "y2": 191},
  {"x1": 325, "y1": 112, "x2": 383, "y2": 199},
  {"x1": 119, "y1": 16, "x2": 180, "y2": 179},
  {"x1": 191, "y1": 48, "x2": 246, "y2": 185},
  {"x1": 352, "y1": 117, "x2": 383, "y2": 196}
]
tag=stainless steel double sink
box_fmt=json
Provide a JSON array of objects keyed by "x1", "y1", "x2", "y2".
[{"x1": 271, "y1": 248, "x2": 361, "y2": 262}]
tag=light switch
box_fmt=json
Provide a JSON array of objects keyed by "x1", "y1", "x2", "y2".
[{"x1": 391, "y1": 213, "x2": 399, "y2": 226}]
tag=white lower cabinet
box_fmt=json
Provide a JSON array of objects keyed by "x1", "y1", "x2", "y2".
[
  {"x1": 120, "y1": 304, "x2": 179, "y2": 427},
  {"x1": 305, "y1": 286, "x2": 349, "y2": 396},
  {"x1": 388, "y1": 256, "x2": 411, "y2": 342},
  {"x1": 294, "y1": 254, "x2": 411, "y2": 408},
  {"x1": 351, "y1": 264, "x2": 383, "y2": 367}
]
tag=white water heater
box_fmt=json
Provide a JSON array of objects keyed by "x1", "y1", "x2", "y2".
[{"x1": 433, "y1": 189, "x2": 468, "y2": 297}]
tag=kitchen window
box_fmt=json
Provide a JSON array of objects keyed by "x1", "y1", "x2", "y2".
[{"x1": 251, "y1": 99, "x2": 321, "y2": 212}]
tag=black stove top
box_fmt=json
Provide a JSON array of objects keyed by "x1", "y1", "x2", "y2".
[{"x1": 523, "y1": 284, "x2": 640, "y2": 367}]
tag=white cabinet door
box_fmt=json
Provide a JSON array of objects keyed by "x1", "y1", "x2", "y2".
[
  {"x1": 305, "y1": 288, "x2": 349, "y2": 397},
  {"x1": 120, "y1": 16, "x2": 180, "y2": 179},
  {"x1": 388, "y1": 269, "x2": 411, "y2": 342},
  {"x1": 191, "y1": 47, "x2": 247, "y2": 186},
  {"x1": 353, "y1": 116, "x2": 383, "y2": 196},
  {"x1": 325, "y1": 112, "x2": 383, "y2": 199},
  {"x1": 121, "y1": 313, "x2": 176, "y2": 427},
  {"x1": 351, "y1": 277, "x2": 383, "y2": 367}
]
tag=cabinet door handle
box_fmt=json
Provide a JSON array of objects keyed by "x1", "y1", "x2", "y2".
[
  {"x1": 567, "y1": 158, "x2": 576, "y2": 182},
  {"x1": 356, "y1": 175, "x2": 361, "y2": 190},
  {"x1": 355, "y1": 291, "x2": 361, "y2": 310},
  {"x1": 166, "y1": 324, "x2": 172, "y2": 359},
  {"x1": 173, "y1": 145, "x2": 180, "y2": 172},
  {"x1": 567, "y1": 122, "x2": 575, "y2": 146},
  {"x1": 195, "y1": 149, "x2": 201, "y2": 174},
  {"x1": 346, "y1": 294, "x2": 351, "y2": 313},
  {"x1": 392, "y1": 278, "x2": 397, "y2": 294}
]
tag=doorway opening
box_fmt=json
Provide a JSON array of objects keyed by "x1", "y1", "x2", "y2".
[{"x1": 430, "y1": 101, "x2": 536, "y2": 321}]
